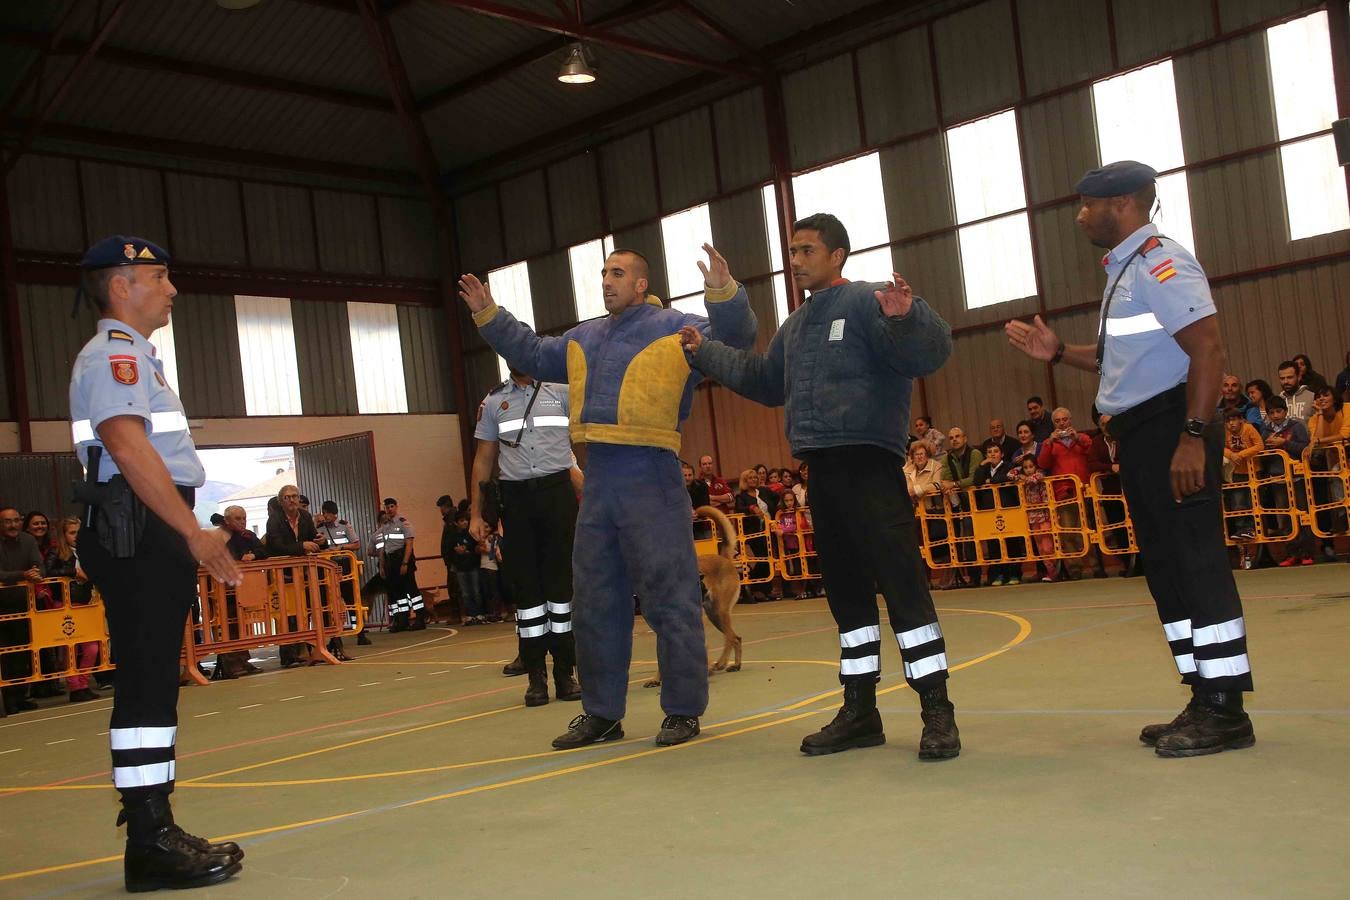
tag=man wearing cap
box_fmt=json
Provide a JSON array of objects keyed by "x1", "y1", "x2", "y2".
[
  {"x1": 469, "y1": 368, "x2": 582, "y2": 708},
  {"x1": 380, "y1": 497, "x2": 425, "y2": 631},
  {"x1": 69, "y1": 236, "x2": 243, "y2": 890},
  {"x1": 1007, "y1": 161, "x2": 1255, "y2": 757},
  {"x1": 458, "y1": 244, "x2": 757, "y2": 750},
  {"x1": 315, "y1": 500, "x2": 363, "y2": 657}
]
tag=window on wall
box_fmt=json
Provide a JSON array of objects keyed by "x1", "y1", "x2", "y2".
[
  {"x1": 791, "y1": 153, "x2": 893, "y2": 284},
  {"x1": 149, "y1": 321, "x2": 179, "y2": 395},
  {"x1": 945, "y1": 111, "x2": 1038, "y2": 309},
  {"x1": 1091, "y1": 60, "x2": 1196, "y2": 253},
  {"x1": 1266, "y1": 10, "x2": 1350, "y2": 240},
  {"x1": 347, "y1": 302, "x2": 408, "y2": 414},
  {"x1": 568, "y1": 234, "x2": 616, "y2": 321},
  {"x1": 234, "y1": 296, "x2": 303, "y2": 416},
  {"x1": 761, "y1": 184, "x2": 790, "y2": 326},
  {"x1": 661, "y1": 203, "x2": 713, "y2": 317},
  {"x1": 487, "y1": 261, "x2": 534, "y2": 379}
]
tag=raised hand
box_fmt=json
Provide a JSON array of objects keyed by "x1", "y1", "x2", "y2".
[
  {"x1": 696, "y1": 243, "x2": 732, "y2": 290},
  {"x1": 457, "y1": 273, "x2": 494, "y2": 313},
  {"x1": 875, "y1": 273, "x2": 914, "y2": 317},
  {"x1": 1005, "y1": 315, "x2": 1060, "y2": 361},
  {"x1": 679, "y1": 325, "x2": 704, "y2": 353}
]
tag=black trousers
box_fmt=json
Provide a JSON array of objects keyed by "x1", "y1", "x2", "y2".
[
  {"x1": 1115, "y1": 388, "x2": 1252, "y2": 693},
  {"x1": 77, "y1": 487, "x2": 197, "y2": 804},
  {"x1": 804, "y1": 445, "x2": 949, "y2": 690},
  {"x1": 499, "y1": 470, "x2": 577, "y2": 671}
]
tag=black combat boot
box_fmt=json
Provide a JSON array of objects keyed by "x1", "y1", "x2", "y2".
[
  {"x1": 356, "y1": 630, "x2": 373, "y2": 645},
  {"x1": 502, "y1": 655, "x2": 526, "y2": 676},
  {"x1": 1139, "y1": 688, "x2": 1203, "y2": 746},
  {"x1": 524, "y1": 666, "x2": 550, "y2": 707},
  {"x1": 121, "y1": 794, "x2": 242, "y2": 892},
  {"x1": 552, "y1": 637, "x2": 582, "y2": 701},
  {"x1": 551, "y1": 713, "x2": 623, "y2": 750},
  {"x1": 917, "y1": 682, "x2": 961, "y2": 760},
  {"x1": 800, "y1": 679, "x2": 885, "y2": 756},
  {"x1": 1154, "y1": 691, "x2": 1255, "y2": 757}
]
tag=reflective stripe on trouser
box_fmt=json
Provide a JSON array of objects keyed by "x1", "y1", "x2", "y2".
[
  {"x1": 804, "y1": 444, "x2": 949, "y2": 689},
  {"x1": 499, "y1": 471, "x2": 579, "y2": 670},
  {"x1": 1116, "y1": 388, "x2": 1252, "y2": 691},
  {"x1": 78, "y1": 489, "x2": 197, "y2": 801},
  {"x1": 572, "y1": 445, "x2": 707, "y2": 720}
]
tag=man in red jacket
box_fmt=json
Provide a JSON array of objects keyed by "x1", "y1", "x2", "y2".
[{"x1": 1035, "y1": 407, "x2": 1098, "y2": 577}]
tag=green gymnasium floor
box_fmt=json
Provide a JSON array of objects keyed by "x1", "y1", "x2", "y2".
[{"x1": 1, "y1": 566, "x2": 1347, "y2": 897}]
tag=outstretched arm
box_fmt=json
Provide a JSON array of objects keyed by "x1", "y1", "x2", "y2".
[
  {"x1": 867, "y1": 274, "x2": 953, "y2": 377},
  {"x1": 458, "y1": 273, "x2": 569, "y2": 382},
  {"x1": 1006, "y1": 315, "x2": 1096, "y2": 371},
  {"x1": 687, "y1": 243, "x2": 758, "y2": 351},
  {"x1": 682, "y1": 325, "x2": 786, "y2": 408}
]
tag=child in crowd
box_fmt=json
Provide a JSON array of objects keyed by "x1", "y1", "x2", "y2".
[
  {"x1": 775, "y1": 490, "x2": 803, "y2": 599},
  {"x1": 478, "y1": 526, "x2": 504, "y2": 623},
  {"x1": 1014, "y1": 455, "x2": 1059, "y2": 583},
  {"x1": 451, "y1": 511, "x2": 485, "y2": 624}
]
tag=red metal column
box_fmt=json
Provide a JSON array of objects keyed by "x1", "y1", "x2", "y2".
[
  {"x1": 761, "y1": 75, "x2": 799, "y2": 311},
  {"x1": 0, "y1": 179, "x2": 32, "y2": 450}
]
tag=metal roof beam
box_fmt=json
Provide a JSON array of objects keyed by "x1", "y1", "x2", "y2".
[
  {"x1": 672, "y1": 1, "x2": 756, "y2": 59},
  {"x1": 416, "y1": 0, "x2": 676, "y2": 112},
  {"x1": 427, "y1": 0, "x2": 760, "y2": 79},
  {"x1": 0, "y1": 29, "x2": 396, "y2": 112}
]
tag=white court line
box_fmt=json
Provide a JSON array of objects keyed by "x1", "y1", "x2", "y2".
[
  {"x1": 238, "y1": 704, "x2": 262, "y2": 710},
  {"x1": 321, "y1": 688, "x2": 344, "y2": 694},
  {"x1": 359, "y1": 682, "x2": 381, "y2": 687},
  {"x1": 46, "y1": 739, "x2": 74, "y2": 746},
  {"x1": 394, "y1": 676, "x2": 415, "y2": 681},
  {"x1": 194, "y1": 712, "x2": 219, "y2": 718},
  {"x1": 428, "y1": 670, "x2": 450, "y2": 675},
  {"x1": 96, "y1": 731, "x2": 108, "y2": 736},
  {"x1": 0, "y1": 748, "x2": 20, "y2": 755},
  {"x1": 463, "y1": 665, "x2": 480, "y2": 670},
  {"x1": 279, "y1": 696, "x2": 304, "y2": 702},
  {"x1": 0, "y1": 702, "x2": 113, "y2": 730}
]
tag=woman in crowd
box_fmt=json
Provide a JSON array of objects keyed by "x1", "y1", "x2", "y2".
[
  {"x1": 735, "y1": 468, "x2": 778, "y2": 600},
  {"x1": 792, "y1": 464, "x2": 808, "y2": 507},
  {"x1": 1245, "y1": 379, "x2": 1275, "y2": 424},
  {"x1": 1293, "y1": 353, "x2": 1329, "y2": 394},
  {"x1": 22, "y1": 511, "x2": 65, "y2": 696},
  {"x1": 754, "y1": 463, "x2": 770, "y2": 488},
  {"x1": 1305, "y1": 386, "x2": 1348, "y2": 562},
  {"x1": 903, "y1": 443, "x2": 949, "y2": 588},
  {"x1": 1010, "y1": 420, "x2": 1040, "y2": 467},
  {"x1": 23, "y1": 511, "x2": 53, "y2": 556},
  {"x1": 43, "y1": 517, "x2": 100, "y2": 702},
  {"x1": 1014, "y1": 455, "x2": 1059, "y2": 582}
]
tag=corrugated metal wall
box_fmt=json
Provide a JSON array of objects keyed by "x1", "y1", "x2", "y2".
[
  {"x1": 499, "y1": 170, "x2": 552, "y2": 262},
  {"x1": 7, "y1": 155, "x2": 84, "y2": 253},
  {"x1": 18, "y1": 284, "x2": 98, "y2": 420},
  {"x1": 602, "y1": 133, "x2": 660, "y2": 229},
  {"x1": 783, "y1": 54, "x2": 860, "y2": 169},
  {"x1": 547, "y1": 152, "x2": 605, "y2": 246},
  {"x1": 398, "y1": 304, "x2": 457, "y2": 414},
  {"x1": 655, "y1": 108, "x2": 718, "y2": 212},
  {"x1": 1115, "y1": 0, "x2": 1215, "y2": 66},
  {"x1": 712, "y1": 88, "x2": 770, "y2": 191},
  {"x1": 933, "y1": 0, "x2": 1020, "y2": 123},
  {"x1": 856, "y1": 27, "x2": 937, "y2": 143},
  {"x1": 611, "y1": 221, "x2": 668, "y2": 300},
  {"x1": 79, "y1": 160, "x2": 168, "y2": 247},
  {"x1": 295, "y1": 433, "x2": 378, "y2": 563},
  {"x1": 312, "y1": 190, "x2": 382, "y2": 275},
  {"x1": 462, "y1": 348, "x2": 503, "y2": 415},
  {"x1": 0, "y1": 453, "x2": 83, "y2": 520},
  {"x1": 291, "y1": 299, "x2": 360, "y2": 416},
  {"x1": 527, "y1": 250, "x2": 576, "y2": 333},
  {"x1": 164, "y1": 172, "x2": 248, "y2": 265},
  {"x1": 0, "y1": 313, "x2": 10, "y2": 420},
  {"x1": 378, "y1": 195, "x2": 440, "y2": 279},
  {"x1": 454, "y1": 186, "x2": 505, "y2": 274},
  {"x1": 1218, "y1": 0, "x2": 1309, "y2": 30},
  {"x1": 242, "y1": 182, "x2": 318, "y2": 271},
  {"x1": 173, "y1": 293, "x2": 248, "y2": 418},
  {"x1": 1019, "y1": 0, "x2": 1114, "y2": 94}
]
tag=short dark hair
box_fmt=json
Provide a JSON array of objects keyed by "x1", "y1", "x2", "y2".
[
  {"x1": 607, "y1": 248, "x2": 650, "y2": 290},
  {"x1": 1026, "y1": 396, "x2": 1044, "y2": 407},
  {"x1": 914, "y1": 415, "x2": 932, "y2": 428},
  {"x1": 1015, "y1": 419, "x2": 1035, "y2": 434},
  {"x1": 1314, "y1": 385, "x2": 1335, "y2": 400},
  {"x1": 1223, "y1": 406, "x2": 1246, "y2": 420},
  {"x1": 298, "y1": 495, "x2": 310, "y2": 505},
  {"x1": 321, "y1": 500, "x2": 339, "y2": 514},
  {"x1": 1267, "y1": 396, "x2": 1288, "y2": 412},
  {"x1": 80, "y1": 267, "x2": 126, "y2": 314},
  {"x1": 1245, "y1": 379, "x2": 1273, "y2": 402},
  {"x1": 435, "y1": 494, "x2": 452, "y2": 507},
  {"x1": 1277, "y1": 360, "x2": 1297, "y2": 374},
  {"x1": 792, "y1": 213, "x2": 851, "y2": 263},
  {"x1": 209, "y1": 513, "x2": 225, "y2": 526}
]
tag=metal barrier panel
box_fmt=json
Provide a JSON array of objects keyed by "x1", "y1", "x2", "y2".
[
  {"x1": 1089, "y1": 472, "x2": 1137, "y2": 555},
  {"x1": 773, "y1": 508, "x2": 820, "y2": 582},
  {"x1": 727, "y1": 511, "x2": 776, "y2": 585},
  {"x1": 1222, "y1": 449, "x2": 1301, "y2": 546},
  {"x1": 316, "y1": 549, "x2": 367, "y2": 635},
  {"x1": 918, "y1": 476, "x2": 1089, "y2": 569},
  {"x1": 1303, "y1": 443, "x2": 1349, "y2": 540},
  {"x1": 0, "y1": 578, "x2": 112, "y2": 688}
]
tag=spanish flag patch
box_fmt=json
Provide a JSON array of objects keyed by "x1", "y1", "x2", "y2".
[{"x1": 1149, "y1": 258, "x2": 1177, "y2": 284}]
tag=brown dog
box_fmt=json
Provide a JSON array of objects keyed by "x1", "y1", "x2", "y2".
[{"x1": 644, "y1": 505, "x2": 743, "y2": 688}]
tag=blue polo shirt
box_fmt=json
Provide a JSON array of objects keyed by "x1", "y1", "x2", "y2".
[{"x1": 474, "y1": 379, "x2": 573, "y2": 482}]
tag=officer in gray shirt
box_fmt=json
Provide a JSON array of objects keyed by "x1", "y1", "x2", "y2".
[
  {"x1": 1007, "y1": 161, "x2": 1254, "y2": 759},
  {"x1": 470, "y1": 369, "x2": 582, "y2": 707}
]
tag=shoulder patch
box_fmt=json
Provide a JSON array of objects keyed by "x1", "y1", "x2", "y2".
[
  {"x1": 476, "y1": 402, "x2": 484, "y2": 423},
  {"x1": 1139, "y1": 235, "x2": 1163, "y2": 255},
  {"x1": 109, "y1": 354, "x2": 139, "y2": 385},
  {"x1": 108, "y1": 330, "x2": 134, "y2": 343},
  {"x1": 153, "y1": 370, "x2": 166, "y2": 387}
]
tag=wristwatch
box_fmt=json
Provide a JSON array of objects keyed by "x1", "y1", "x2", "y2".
[{"x1": 1183, "y1": 417, "x2": 1207, "y2": 439}]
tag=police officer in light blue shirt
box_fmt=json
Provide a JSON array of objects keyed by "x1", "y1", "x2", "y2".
[
  {"x1": 1007, "y1": 161, "x2": 1255, "y2": 759},
  {"x1": 470, "y1": 370, "x2": 582, "y2": 707},
  {"x1": 68, "y1": 235, "x2": 243, "y2": 890}
]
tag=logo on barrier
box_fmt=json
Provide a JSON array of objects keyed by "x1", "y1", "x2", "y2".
[
  {"x1": 61, "y1": 615, "x2": 76, "y2": 637},
  {"x1": 994, "y1": 515, "x2": 1007, "y2": 533}
]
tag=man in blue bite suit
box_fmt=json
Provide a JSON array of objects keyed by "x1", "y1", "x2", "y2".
[
  {"x1": 458, "y1": 244, "x2": 756, "y2": 749},
  {"x1": 680, "y1": 213, "x2": 960, "y2": 761}
]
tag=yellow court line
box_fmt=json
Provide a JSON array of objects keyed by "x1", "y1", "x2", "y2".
[
  {"x1": 0, "y1": 607, "x2": 1032, "y2": 882},
  {"x1": 352, "y1": 630, "x2": 458, "y2": 658}
]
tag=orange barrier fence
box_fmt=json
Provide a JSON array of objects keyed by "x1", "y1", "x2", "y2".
[
  {"x1": 0, "y1": 577, "x2": 112, "y2": 689},
  {"x1": 180, "y1": 554, "x2": 362, "y2": 686}
]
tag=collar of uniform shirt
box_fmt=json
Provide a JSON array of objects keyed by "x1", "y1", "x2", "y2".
[
  {"x1": 1103, "y1": 222, "x2": 1159, "y2": 266},
  {"x1": 97, "y1": 317, "x2": 159, "y2": 356}
]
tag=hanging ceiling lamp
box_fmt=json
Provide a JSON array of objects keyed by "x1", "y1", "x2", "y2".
[{"x1": 558, "y1": 43, "x2": 596, "y2": 84}]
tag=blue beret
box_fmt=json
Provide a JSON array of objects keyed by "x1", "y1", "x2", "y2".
[
  {"x1": 80, "y1": 235, "x2": 171, "y2": 270},
  {"x1": 1074, "y1": 161, "x2": 1157, "y2": 198}
]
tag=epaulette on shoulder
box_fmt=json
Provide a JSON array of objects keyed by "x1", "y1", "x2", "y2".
[
  {"x1": 1139, "y1": 235, "x2": 1165, "y2": 256},
  {"x1": 107, "y1": 329, "x2": 135, "y2": 343},
  {"x1": 489, "y1": 379, "x2": 510, "y2": 395}
]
